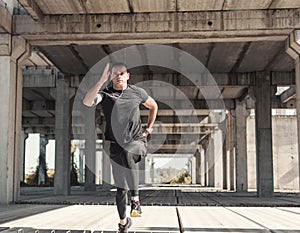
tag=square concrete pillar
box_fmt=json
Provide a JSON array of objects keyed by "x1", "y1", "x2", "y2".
[
  {"x1": 235, "y1": 100, "x2": 250, "y2": 192},
  {"x1": 0, "y1": 35, "x2": 30, "y2": 204},
  {"x1": 254, "y1": 72, "x2": 274, "y2": 197},
  {"x1": 50, "y1": 75, "x2": 75, "y2": 195},
  {"x1": 194, "y1": 148, "x2": 201, "y2": 184},
  {"x1": 286, "y1": 30, "x2": 300, "y2": 194}
]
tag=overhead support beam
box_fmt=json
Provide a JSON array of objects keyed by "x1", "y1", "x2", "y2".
[
  {"x1": 280, "y1": 87, "x2": 296, "y2": 103},
  {"x1": 18, "y1": 0, "x2": 44, "y2": 20},
  {"x1": 14, "y1": 9, "x2": 300, "y2": 45},
  {"x1": 147, "y1": 144, "x2": 202, "y2": 154},
  {"x1": 23, "y1": 69, "x2": 57, "y2": 87},
  {"x1": 30, "y1": 71, "x2": 293, "y2": 88},
  {"x1": 271, "y1": 71, "x2": 295, "y2": 86}
]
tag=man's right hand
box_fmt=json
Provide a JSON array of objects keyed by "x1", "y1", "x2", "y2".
[{"x1": 101, "y1": 63, "x2": 111, "y2": 82}]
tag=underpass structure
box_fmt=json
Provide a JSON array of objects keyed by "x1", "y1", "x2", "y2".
[{"x1": 0, "y1": 0, "x2": 300, "y2": 204}]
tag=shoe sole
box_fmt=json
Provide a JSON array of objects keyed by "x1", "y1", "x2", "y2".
[{"x1": 130, "y1": 210, "x2": 142, "y2": 217}]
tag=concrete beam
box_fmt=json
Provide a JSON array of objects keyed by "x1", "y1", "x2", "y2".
[
  {"x1": 22, "y1": 99, "x2": 55, "y2": 111},
  {"x1": 22, "y1": 117, "x2": 55, "y2": 127},
  {"x1": 24, "y1": 71, "x2": 294, "y2": 89},
  {"x1": 18, "y1": 0, "x2": 44, "y2": 20},
  {"x1": 13, "y1": 9, "x2": 300, "y2": 45},
  {"x1": 280, "y1": 86, "x2": 296, "y2": 103},
  {"x1": 271, "y1": 71, "x2": 295, "y2": 86},
  {"x1": 23, "y1": 69, "x2": 57, "y2": 87},
  {"x1": 24, "y1": 127, "x2": 55, "y2": 138},
  {"x1": 147, "y1": 144, "x2": 201, "y2": 154}
]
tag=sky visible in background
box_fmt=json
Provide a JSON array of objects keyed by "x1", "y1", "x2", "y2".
[
  {"x1": 25, "y1": 133, "x2": 55, "y2": 173},
  {"x1": 24, "y1": 133, "x2": 189, "y2": 174}
]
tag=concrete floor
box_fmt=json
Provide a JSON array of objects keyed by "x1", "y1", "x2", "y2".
[{"x1": 0, "y1": 186, "x2": 300, "y2": 232}]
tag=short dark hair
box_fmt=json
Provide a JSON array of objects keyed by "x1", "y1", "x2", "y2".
[{"x1": 111, "y1": 62, "x2": 128, "y2": 71}]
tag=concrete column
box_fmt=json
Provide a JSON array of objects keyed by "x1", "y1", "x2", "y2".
[
  {"x1": 235, "y1": 100, "x2": 250, "y2": 192},
  {"x1": 38, "y1": 135, "x2": 48, "y2": 185},
  {"x1": 254, "y1": 72, "x2": 274, "y2": 197},
  {"x1": 206, "y1": 136, "x2": 215, "y2": 187},
  {"x1": 102, "y1": 139, "x2": 111, "y2": 189},
  {"x1": 229, "y1": 148, "x2": 236, "y2": 190},
  {"x1": 50, "y1": 74, "x2": 75, "y2": 195},
  {"x1": 286, "y1": 30, "x2": 300, "y2": 194},
  {"x1": 213, "y1": 128, "x2": 223, "y2": 188},
  {"x1": 20, "y1": 131, "x2": 28, "y2": 183},
  {"x1": 227, "y1": 112, "x2": 236, "y2": 191},
  {"x1": 201, "y1": 138, "x2": 209, "y2": 187},
  {"x1": 195, "y1": 148, "x2": 201, "y2": 184},
  {"x1": 95, "y1": 141, "x2": 103, "y2": 185},
  {"x1": 296, "y1": 58, "x2": 300, "y2": 194},
  {"x1": 200, "y1": 147, "x2": 206, "y2": 186},
  {"x1": 84, "y1": 107, "x2": 96, "y2": 191},
  {"x1": 0, "y1": 35, "x2": 30, "y2": 204},
  {"x1": 222, "y1": 134, "x2": 228, "y2": 190},
  {"x1": 150, "y1": 158, "x2": 155, "y2": 184},
  {"x1": 79, "y1": 148, "x2": 84, "y2": 184}
]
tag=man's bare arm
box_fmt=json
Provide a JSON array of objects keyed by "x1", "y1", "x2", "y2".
[
  {"x1": 142, "y1": 96, "x2": 158, "y2": 136},
  {"x1": 83, "y1": 63, "x2": 110, "y2": 107}
]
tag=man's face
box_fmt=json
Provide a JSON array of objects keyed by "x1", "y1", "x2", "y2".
[{"x1": 111, "y1": 65, "x2": 130, "y2": 87}]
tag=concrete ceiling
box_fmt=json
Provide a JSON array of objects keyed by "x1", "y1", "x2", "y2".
[
  {"x1": 16, "y1": 0, "x2": 300, "y2": 153},
  {"x1": 18, "y1": 0, "x2": 300, "y2": 16}
]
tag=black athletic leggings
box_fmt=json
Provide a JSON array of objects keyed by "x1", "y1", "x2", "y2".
[{"x1": 110, "y1": 142, "x2": 140, "y2": 219}]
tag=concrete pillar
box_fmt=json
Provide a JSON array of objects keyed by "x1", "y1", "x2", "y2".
[
  {"x1": 254, "y1": 72, "x2": 274, "y2": 197},
  {"x1": 102, "y1": 139, "x2": 112, "y2": 189},
  {"x1": 84, "y1": 107, "x2": 96, "y2": 191},
  {"x1": 213, "y1": 128, "x2": 223, "y2": 188},
  {"x1": 0, "y1": 35, "x2": 30, "y2": 204},
  {"x1": 286, "y1": 30, "x2": 300, "y2": 194},
  {"x1": 227, "y1": 112, "x2": 236, "y2": 191},
  {"x1": 202, "y1": 138, "x2": 209, "y2": 187},
  {"x1": 200, "y1": 147, "x2": 206, "y2": 186},
  {"x1": 50, "y1": 74, "x2": 75, "y2": 195},
  {"x1": 235, "y1": 100, "x2": 250, "y2": 192},
  {"x1": 38, "y1": 135, "x2": 48, "y2": 185},
  {"x1": 229, "y1": 148, "x2": 236, "y2": 190},
  {"x1": 296, "y1": 58, "x2": 300, "y2": 194},
  {"x1": 79, "y1": 148, "x2": 84, "y2": 184},
  {"x1": 20, "y1": 131, "x2": 28, "y2": 183},
  {"x1": 150, "y1": 158, "x2": 155, "y2": 184},
  {"x1": 222, "y1": 134, "x2": 228, "y2": 190},
  {"x1": 95, "y1": 141, "x2": 103, "y2": 185},
  {"x1": 195, "y1": 148, "x2": 201, "y2": 184},
  {"x1": 206, "y1": 136, "x2": 215, "y2": 187}
]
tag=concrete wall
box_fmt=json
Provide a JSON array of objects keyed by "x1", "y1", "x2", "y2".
[{"x1": 247, "y1": 113, "x2": 299, "y2": 191}]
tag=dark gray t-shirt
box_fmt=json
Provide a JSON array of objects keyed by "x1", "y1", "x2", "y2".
[{"x1": 100, "y1": 85, "x2": 148, "y2": 144}]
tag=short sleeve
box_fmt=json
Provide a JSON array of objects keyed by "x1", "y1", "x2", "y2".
[{"x1": 139, "y1": 87, "x2": 149, "y2": 103}]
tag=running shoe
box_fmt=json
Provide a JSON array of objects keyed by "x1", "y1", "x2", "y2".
[
  {"x1": 130, "y1": 200, "x2": 142, "y2": 217},
  {"x1": 118, "y1": 217, "x2": 132, "y2": 233}
]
